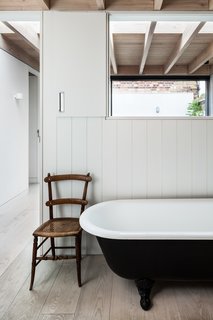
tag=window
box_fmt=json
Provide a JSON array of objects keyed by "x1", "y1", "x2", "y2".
[
  {"x1": 110, "y1": 76, "x2": 209, "y2": 117},
  {"x1": 108, "y1": 13, "x2": 213, "y2": 118}
]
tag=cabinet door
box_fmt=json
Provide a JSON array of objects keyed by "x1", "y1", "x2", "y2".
[
  {"x1": 42, "y1": 12, "x2": 107, "y2": 175},
  {"x1": 43, "y1": 12, "x2": 106, "y2": 117}
]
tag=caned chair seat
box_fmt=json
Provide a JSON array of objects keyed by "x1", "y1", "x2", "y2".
[
  {"x1": 29, "y1": 173, "x2": 92, "y2": 290},
  {"x1": 33, "y1": 217, "x2": 81, "y2": 238}
]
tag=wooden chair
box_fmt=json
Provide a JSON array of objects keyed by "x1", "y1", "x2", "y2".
[{"x1": 29, "y1": 173, "x2": 92, "y2": 290}]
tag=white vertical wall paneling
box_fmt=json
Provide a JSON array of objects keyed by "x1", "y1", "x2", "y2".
[
  {"x1": 147, "y1": 120, "x2": 162, "y2": 197},
  {"x1": 162, "y1": 120, "x2": 177, "y2": 197},
  {"x1": 176, "y1": 120, "x2": 192, "y2": 197},
  {"x1": 54, "y1": 117, "x2": 213, "y2": 254},
  {"x1": 71, "y1": 118, "x2": 87, "y2": 174},
  {"x1": 132, "y1": 120, "x2": 147, "y2": 198},
  {"x1": 70, "y1": 118, "x2": 88, "y2": 253},
  {"x1": 71, "y1": 118, "x2": 87, "y2": 217},
  {"x1": 87, "y1": 118, "x2": 103, "y2": 205},
  {"x1": 191, "y1": 120, "x2": 207, "y2": 197},
  {"x1": 116, "y1": 121, "x2": 133, "y2": 198},
  {"x1": 87, "y1": 118, "x2": 103, "y2": 254},
  {"x1": 57, "y1": 118, "x2": 72, "y2": 175},
  {"x1": 56, "y1": 118, "x2": 72, "y2": 216},
  {"x1": 102, "y1": 119, "x2": 117, "y2": 201},
  {"x1": 207, "y1": 121, "x2": 213, "y2": 196},
  {"x1": 55, "y1": 118, "x2": 72, "y2": 250}
]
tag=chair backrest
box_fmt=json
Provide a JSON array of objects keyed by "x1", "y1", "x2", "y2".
[{"x1": 44, "y1": 173, "x2": 92, "y2": 219}]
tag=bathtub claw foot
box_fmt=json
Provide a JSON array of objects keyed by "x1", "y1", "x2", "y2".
[{"x1": 135, "y1": 278, "x2": 154, "y2": 311}]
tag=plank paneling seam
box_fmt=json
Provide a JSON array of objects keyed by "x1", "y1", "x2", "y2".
[
  {"x1": 55, "y1": 117, "x2": 213, "y2": 253},
  {"x1": 162, "y1": 120, "x2": 177, "y2": 197},
  {"x1": 56, "y1": 117, "x2": 213, "y2": 199},
  {"x1": 115, "y1": 120, "x2": 118, "y2": 200},
  {"x1": 146, "y1": 119, "x2": 148, "y2": 198},
  {"x1": 191, "y1": 120, "x2": 207, "y2": 196},
  {"x1": 130, "y1": 120, "x2": 133, "y2": 199},
  {"x1": 101, "y1": 118, "x2": 104, "y2": 203}
]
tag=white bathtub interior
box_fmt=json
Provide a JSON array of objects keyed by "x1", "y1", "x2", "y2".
[{"x1": 80, "y1": 199, "x2": 213, "y2": 240}]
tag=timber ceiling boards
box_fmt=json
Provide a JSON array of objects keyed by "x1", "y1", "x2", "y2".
[
  {"x1": 0, "y1": 0, "x2": 213, "y2": 75},
  {"x1": 0, "y1": 21, "x2": 40, "y2": 71},
  {"x1": 110, "y1": 21, "x2": 213, "y2": 75},
  {"x1": 0, "y1": 0, "x2": 212, "y2": 11}
]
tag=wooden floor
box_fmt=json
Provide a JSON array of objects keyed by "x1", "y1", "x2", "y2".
[
  {"x1": 0, "y1": 184, "x2": 39, "y2": 277},
  {"x1": 1, "y1": 186, "x2": 213, "y2": 319},
  {"x1": 1, "y1": 251, "x2": 213, "y2": 320}
]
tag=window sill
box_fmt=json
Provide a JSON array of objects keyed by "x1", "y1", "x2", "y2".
[{"x1": 105, "y1": 116, "x2": 213, "y2": 120}]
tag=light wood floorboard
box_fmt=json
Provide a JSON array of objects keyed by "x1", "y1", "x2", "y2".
[
  {"x1": 2, "y1": 259, "x2": 62, "y2": 320},
  {"x1": 3, "y1": 261, "x2": 61, "y2": 320},
  {"x1": 73, "y1": 255, "x2": 113, "y2": 320},
  {"x1": 142, "y1": 282, "x2": 182, "y2": 320},
  {"x1": 38, "y1": 315, "x2": 74, "y2": 320},
  {"x1": 0, "y1": 242, "x2": 32, "y2": 319},
  {"x1": 41, "y1": 258, "x2": 89, "y2": 315},
  {"x1": 0, "y1": 184, "x2": 39, "y2": 276},
  {"x1": 1, "y1": 253, "x2": 213, "y2": 320},
  {"x1": 110, "y1": 274, "x2": 143, "y2": 320},
  {"x1": 173, "y1": 282, "x2": 213, "y2": 320}
]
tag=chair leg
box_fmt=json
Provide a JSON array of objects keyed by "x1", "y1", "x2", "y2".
[
  {"x1": 29, "y1": 236, "x2": 38, "y2": 290},
  {"x1": 50, "y1": 237, "x2": 56, "y2": 259},
  {"x1": 75, "y1": 234, "x2": 82, "y2": 287}
]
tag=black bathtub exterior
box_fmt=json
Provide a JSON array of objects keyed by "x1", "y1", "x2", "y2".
[{"x1": 97, "y1": 237, "x2": 213, "y2": 310}]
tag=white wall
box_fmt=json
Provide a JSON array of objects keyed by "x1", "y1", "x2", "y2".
[
  {"x1": 29, "y1": 74, "x2": 39, "y2": 183},
  {"x1": 0, "y1": 49, "x2": 29, "y2": 206},
  {"x1": 112, "y1": 92, "x2": 194, "y2": 116},
  {"x1": 56, "y1": 117, "x2": 213, "y2": 253},
  {"x1": 42, "y1": 12, "x2": 213, "y2": 254}
]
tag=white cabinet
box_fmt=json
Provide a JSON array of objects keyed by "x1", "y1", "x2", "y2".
[
  {"x1": 42, "y1": 11, "x2": 107, "y2": 117},
  {"x1": 42, "y1": 11, "x2": 107, "y2": 178}
]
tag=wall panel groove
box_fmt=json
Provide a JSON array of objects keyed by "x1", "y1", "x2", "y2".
[
  {"x1": 56, "y1": 117, "x2": 213, "y2": 202},
  {"x1": 56, "y1": 117, "x2": 213, "y2": 253}
]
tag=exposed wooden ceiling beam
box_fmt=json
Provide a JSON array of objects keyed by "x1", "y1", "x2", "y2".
[
  {"x1": 0, "y1": 0, "x2": 49, "y2": 10},
  {"x1": 139, "y1": 21, "x2": 156, "y2": 74},
  {"x1": 3, "y1": 22, "x2": 39, "y2": 52},
  {"x1": 118, "y1": 64, "x2": 211, "y2": 76},
  {"x1": 209, "y1": 0, "x2": 213, "y2": 10},
  {"x1": 96, "y1": 0, "x2": 105, "y2": 10},
  {"x1": 188, "y1": 42, "x2": 213, "y2": 74},
  {"x1": 154, "y1": 0, "x2": 164, "y2": 10},
  {"x1": 38, "y1": 0, "x2": 50, "y2": 9},
  {"x1": 110, "y1": 33, "x2": 117, "y2": 75},
  {"x1": 164, "y1": 22, "x2": 205, "y2": 74},
  {"x1": 50, "y1": 0, "x2": 97, "y2": 10},
  {"x1": 0, "y1": 35, "x2": 39, "y2": 71}
]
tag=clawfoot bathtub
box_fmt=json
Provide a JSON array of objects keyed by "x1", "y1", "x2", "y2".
[{"x1": 80, "y1": 199, "x2": 213, "y2": 310}]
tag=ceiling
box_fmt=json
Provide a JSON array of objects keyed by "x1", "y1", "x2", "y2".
[
  {"x1": 0, "y1": 0, "x2": 213, "y2": 11},
  {"x1": 0, "y1": 21, "x2": 39, "y2": 70},
  {"x1": 110, "y1": 20, "x2": 213, "y2": 75},
  {"x1": 0, "y1": 0, "x2": 213, "y2": 75}
]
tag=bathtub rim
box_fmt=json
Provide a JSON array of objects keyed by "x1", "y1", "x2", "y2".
[{"x1": 80, "y1": 198, "x2": 213, "y2": 240}]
